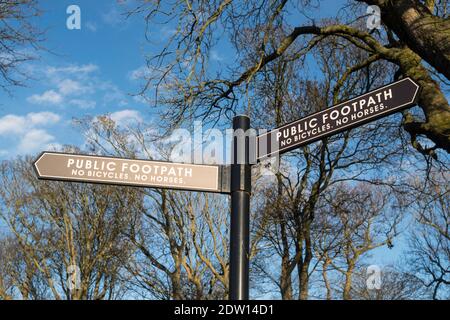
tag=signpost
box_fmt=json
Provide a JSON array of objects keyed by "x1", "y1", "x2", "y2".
[
  {"x1": 229, "y1": 115, "x2": 251, "y2": 300},
  {"x1": 33, "y1": 77, "x2": 420, "y2": 301},
  {"x1": 257, "y1": 77, "x2": 420, "y2": 160},
  {"x1": 34, "y1": 152, "x2": 230, "y2": 193}
]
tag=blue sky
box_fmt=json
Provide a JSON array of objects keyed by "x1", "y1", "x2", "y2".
[
  {"x1": 2, "y1": 1, "x2": 446, "y2": 299},
  {"x1": 0, "y1": 0, "x2": 422, "y2": 268},
  {"x1": 0, "y1": 0, "x2": 161, "y2": 159},
  {"x1": 0, "y1": 0, "x2": 349, "y2": 160}
]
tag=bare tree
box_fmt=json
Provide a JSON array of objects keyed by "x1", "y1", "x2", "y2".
[
  {"x1": 79, "y1": 116, "x2": 233, "y2": 300},
  {"x1": 0, "y1": 154, "x2": 142, "y2": 300},
  {"x1": 0, "y1": 0, "x2": 43, "y2": 92},
  {"x1": 408, "y1": 170, "x2": 450, "y2": 299},
  {"x1": 130, "y1": 0, "x2": 449, "y2": 156},
  {"x1": 348, "y1": 265, "x2": 429, "y2": 300},
  {"x1": 316, "y1": 183, "x2": 402, "y2": 300},
  {"x1": 123, "y1": 191, "x2": 230, "y2": 299},
  {"x1": 247, "y1": 22, "x2": 409, "y2": 300}
]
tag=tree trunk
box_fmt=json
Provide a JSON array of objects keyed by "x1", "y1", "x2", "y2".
[
  {"x1": 322, "y1": 259, "x2": 332, "y2": 300},
  {"x1": 298, "y1": 220, "x2": 313, "y2": 300},
  {"x1": 171, "y1": 270, "x2": 184, "y2": 300},
  {"x1": 393, "y1": 48, "x2": 450, "y2": 153},
  {"x1": 298, "y1": 260, "x2": 310, "y2": 300},
  {"x1": 360, "y1": 0, "x2": 450, "y2": 80},
  {"x1": 343, "y1": 264, "x2": 355, "y2": 300},
  {"x1": 274, "y1": 72, "x2": 294, "y2": 300},
  {"x1": 280, "y1": 252, "x2": 293, "y2": 300}
]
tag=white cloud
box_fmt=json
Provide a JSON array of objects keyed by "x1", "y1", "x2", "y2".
[
  {"x1": 128, "y1": 65, "x2": 169, "y2": 82},
  {"x1": 27, "y1": 112, "x2": 61, "y2": 126},
  {"x1": 129, "y1": 66, "x2": 151, "y2": 81},
  {"x1": 27, "y1": 64, "x2": 100, "y2": 107},
  {"x1": 0, "y1": 112, "x2": 60, "y2": 135},
  {"x1": 46, "y1": 64, "x2": 99, "y2": 76},
  {"x1": 27, "y1": 90, "x2": 63, "y2": 105},
  {"x1": 69, "y1": 99, "x2": 97, "y2": 109},
  {"x1": 17, "y1": 129, "x2": 56, "y2": 154},
  {"x1": 0, "y1": 112, "x2": 61, "y2": 157},
  {"x1": 110, "y1": 109, "x2": 143, "y2": 126},
  {"x1": 0, "y1": 112, "x2": 60, "y2": 157},
  {"x1": 101, "y1": 5, "x2": 125, "y2": 27},
  {"x1": 30, "y1": 63, "x2": 129, "y2": 110},
  {"x1": 128, "y1": 65, "x2": 174, "y2": 102},
  {"x1": 0, "y1": 115, "x2": 27, "y2": 134},
  {"x1": 27, "y1": 63, "x2": 134, "y2": 112},
  {"x1": 99, "y1": 81, "x2": 129, "y2": 106},
  {"x1": 58, "y1": 79, "x2": 90, "y2": 95},
  {"x1": 26, "y1": 62, "x2": 143, "y2": 116}
]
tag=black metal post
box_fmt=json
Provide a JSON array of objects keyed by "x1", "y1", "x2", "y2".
[{"x1": 229, "y1": 115, "x2": 251, "y2": 300}]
